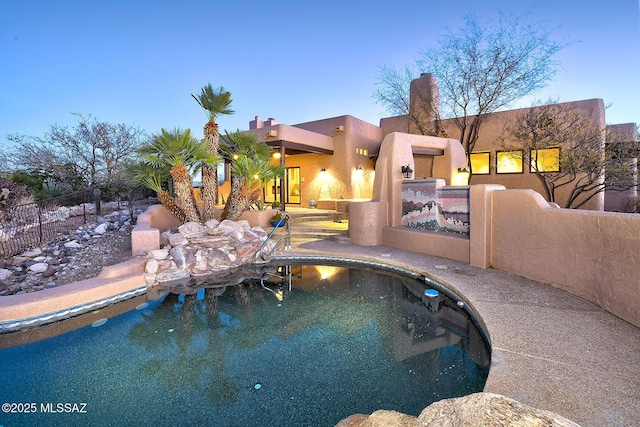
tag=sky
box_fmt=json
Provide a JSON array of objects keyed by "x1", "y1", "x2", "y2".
[{"x1": 1, "y1": 0, "x2": 639, "y2": 146}]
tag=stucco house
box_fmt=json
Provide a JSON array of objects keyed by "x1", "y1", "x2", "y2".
[{"x1": 240, "y1": 74, "x2": 637, "y2": 213}]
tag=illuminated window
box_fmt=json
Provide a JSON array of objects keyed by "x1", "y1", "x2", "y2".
[
  {"x1": 530, "y1": 148, "x2": 560, "y2": 172},
  {"x1": 496, "y1": 151, "x2": 523, "y2": 174},
  {"x1": 470, "y1": 152, "x2": 490, "y2": 175},
  {"x1": 355, "y1": 147, "x2": 369, "y2": 156}
]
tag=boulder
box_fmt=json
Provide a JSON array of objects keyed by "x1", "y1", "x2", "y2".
[
  {"x1": 336, "y1": 410, "x2": 417, "y2": 427},
  {"x1": 417, "y1": 393, "x2": 582, "y2": 427},
  {"x1": 336, "y1": 393, "x2": 582, "y2": 427}
]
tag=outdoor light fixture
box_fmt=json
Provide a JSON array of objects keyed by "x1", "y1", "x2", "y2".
[
  {"x1": 355, "y1": 166, "x2": 363, "y2": 171},
  {"x1": 320, "y1": 168, "x2": 326, "y2": 172},
  {"x1": 455, "y1": 167, "x2": 470, "y2": 186},
  {"x1": 272, "y1": 152, "x2": 281, "y2": 159},
  {"x1": 401, "y1": 165, "x2": 413, "y2": 179}
]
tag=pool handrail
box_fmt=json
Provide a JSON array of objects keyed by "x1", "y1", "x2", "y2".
[{"x1": 258, "y1": 212, "x2": 291, "y2": 260}]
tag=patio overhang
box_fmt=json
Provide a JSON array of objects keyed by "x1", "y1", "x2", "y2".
[{"x1": 246, "y1": 124, "x2": 334, "y2": 155}]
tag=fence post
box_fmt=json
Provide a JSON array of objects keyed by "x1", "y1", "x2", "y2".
[
  {"x1": 94, "y1": 188, "x2": 101, "y2": 216},
  {"x1": 38, "y1": 202, "x2": 44, "y2": 246}
]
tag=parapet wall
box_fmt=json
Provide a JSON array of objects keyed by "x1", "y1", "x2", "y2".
[{"x1": 489, "y1": 189, "x2": 640, "y2": 327}]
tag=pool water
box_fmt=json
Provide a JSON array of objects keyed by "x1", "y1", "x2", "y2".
[{"x1": 0, "y1": 263, "x2": 490, "y2": 427}]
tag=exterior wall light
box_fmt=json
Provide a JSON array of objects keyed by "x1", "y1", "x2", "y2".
[
  {"x1": 355, "y1": 166, "x2": 362, "y2": 171},
  {"x1": 455, "y1": 167, "x2": 470, "y2": 186},
  {"x1": 401, "y1": 164, "x2": 413, "y2": 179},
  {"x1": 320, "y1": 168, "x2": 326, "y2": 172}
]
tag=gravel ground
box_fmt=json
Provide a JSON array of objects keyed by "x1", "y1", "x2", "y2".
[{"x1": 0, "y1": 216, "x2": 137, "y2": 295}]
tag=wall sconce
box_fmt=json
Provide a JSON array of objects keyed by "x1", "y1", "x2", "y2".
[
  {"x1": 401, "y1": 164, "x2": 413, "y2": 179},
  {"x1": 456, "y1": 167, "x2": 470, "y2": 186},
  {"x1": 272, "y1": 151, "x2": 281, "y2": 159},
  {"x1": 320, "y1": 168, "x2": 326, "y2": 172},
  {"x1": 355, "y1": 166, "x2": 362, "y2": 171}
]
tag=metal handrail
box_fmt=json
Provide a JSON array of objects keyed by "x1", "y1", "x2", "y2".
[{"x1": 258, "y1": 212, "x2": 291, "y2": 260}]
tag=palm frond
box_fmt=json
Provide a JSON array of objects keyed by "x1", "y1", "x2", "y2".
[{"x1": 191, "y1": 84, "x2": 235, "y2": 121}]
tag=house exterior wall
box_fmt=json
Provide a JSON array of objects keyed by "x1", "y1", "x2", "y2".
[
  {"x1": 439, "y1": 99, "x2": 607, "y2": 211},
  {"x1": 605, "y1": 122, "x2": 639, "y2": 212},
  {"x1": 250, "y1": 115, "x2": 381, "y2": 208}
]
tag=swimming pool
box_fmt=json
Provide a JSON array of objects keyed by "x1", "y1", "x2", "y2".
[{"x1": 0, "y1": 260, "x2": 490, "y2": 426}]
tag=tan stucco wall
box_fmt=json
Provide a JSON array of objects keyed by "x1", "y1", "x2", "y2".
[
  {"x1": 605, "y1": 123, "x2": 638, "y2": 212},
  {"x1": 440, "y1": 99, "x2": 608, "y2": 211},
  {"x1": 382, "y1": 226, "x2": 470, "y2": 263},
  {"x1": 489, "y1": 189, "x2": 640, "y2": 327},
  {"x1": 350, "y1": 132, "x2": 467, "y2": 246},
  {"x1": 250, "y1": 115, "x2": 381, "y2": 208}
]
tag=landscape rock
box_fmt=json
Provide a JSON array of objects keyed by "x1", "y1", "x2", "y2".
[
  {"x1": 168, "y1": 233, "x2": 189, "y2": 247},
  {"x1": 64, "y1": 241, "x2": 84, "y2": 249},
  {"x1": 145, "y1": 259, "x2": 159, "y2": 274},
  {"x1": 144, "y1": 218, "x2": 273, "y2": 289},
  {"x1": 22, "y1": 248, "x2": 43, "y2": 257},
  {"x1": 94, "y1": 223, "x2": 109, "y2": 235},
  {"x1": 336, "y1": 393, "x2": 583, "y2": 427},
  {"x1": 336, "y1": 410, "x2": 416, "y2": 427},
  {"x1": 0, "y1": 202, "x2": 148, "y2": 296},
  {"x1": 149, "y1": 249, "x2": 169, "y2": 260},
  {"x1": 0, "y1": 268, "x2": 13, "y2": 281},
  {"x1": 178, "y1": 221, "x2": 209, "y2": 238},
  {"x1": 42, "y1": 266, "x2": 57, "y2": 278},
  {"x1": 28, "y1": 263, "x2": 49, "y2": 273}
]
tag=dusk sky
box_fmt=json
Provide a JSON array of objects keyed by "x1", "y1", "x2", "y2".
[{"x1": 1, "y1": 1, "x2": 639, "y2": 146}]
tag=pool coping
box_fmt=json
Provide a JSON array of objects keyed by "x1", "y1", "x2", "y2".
[
  {"x1": 0, "y1": 239, "x2": 638, "y2": 426},
  {"x1": 0, "y1": 257, "x2": 147, "y2": 333}
]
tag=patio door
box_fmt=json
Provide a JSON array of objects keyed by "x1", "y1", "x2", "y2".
[{"x1": 264, "y1": 167, "x2": 301, "y2": 205}]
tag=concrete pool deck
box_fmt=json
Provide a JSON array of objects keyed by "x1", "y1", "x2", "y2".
[{"x1": 0, "y1": 233, "x2": 638, "y2": 426}]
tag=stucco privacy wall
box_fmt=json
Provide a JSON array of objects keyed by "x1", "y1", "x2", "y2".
[{"x1": 489, "y1": 189, "x2": 640, "y2": 327}]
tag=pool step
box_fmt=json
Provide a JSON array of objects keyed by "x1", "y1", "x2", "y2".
[{"x1": 272, "y1": 211, "x2": 349, "y2": 242}]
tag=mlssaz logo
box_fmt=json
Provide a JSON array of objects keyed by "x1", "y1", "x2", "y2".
[{"x1": 40, "y1": 403, "x2": 88, "y2": 413}]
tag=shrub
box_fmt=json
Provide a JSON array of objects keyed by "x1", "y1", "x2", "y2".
[{"x1": 0, "y1": 176, "x2": 32, "y2": 210}]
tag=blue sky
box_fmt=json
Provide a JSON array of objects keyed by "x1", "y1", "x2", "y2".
[{"x1": 1, "y1": 0, "x2": 638, "y2": 146}]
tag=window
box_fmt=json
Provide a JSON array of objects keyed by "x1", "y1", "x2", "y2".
[
  {"x1": 530, "y1": 148, "x2": 560, "y2": 172},
  {"x1": 496, "y1": 151, "x2": 523, "y2": 174},
  {"x1": 470, "y1": 152, "x2": 490, "y2": 175},
  {"x1": 355, "y1": 147, "x2": 368, "y2": 156}
]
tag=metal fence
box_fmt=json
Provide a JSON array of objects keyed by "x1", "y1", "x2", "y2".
[{"x1": 0, "y1": 189, "x2": 126, "y2": 259}]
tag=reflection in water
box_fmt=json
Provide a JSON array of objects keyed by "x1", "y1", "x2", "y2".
[{"x1": 0, "y1": 263, "x2": 490, "y2": 427}]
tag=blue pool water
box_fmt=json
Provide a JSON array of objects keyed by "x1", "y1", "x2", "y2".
[{"x1": 0, "y1": 262, "x2": 490, "y2": 427}]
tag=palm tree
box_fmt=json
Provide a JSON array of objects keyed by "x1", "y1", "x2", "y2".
[
  {"x1": 192, "y1": 84, "x2": 234, "y2": 221},
  {"x1": 124, "y1": 161, "x2": 187, "y2": 222},
  {"x1": 138, "y1": 128, "x2": 218, "y2": 223},
  {"x1": 219, "y1": 131, "x2": 285, "y2": 221}
]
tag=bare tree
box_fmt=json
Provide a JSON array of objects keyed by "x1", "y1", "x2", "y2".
[
  {"x1": 374, "y1": 12, "x2": 568, "y2": 172},
  {"x1": 3, "y1": 114, "x2": 146, "y2": 192},
  {"x1": 499, "y1": 101, "x2": 638, "y2": 209}
]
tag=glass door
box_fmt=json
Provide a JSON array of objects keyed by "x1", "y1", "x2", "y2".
[{"x1": 263, "y1": 167, "x2": 301, "y2": 205}]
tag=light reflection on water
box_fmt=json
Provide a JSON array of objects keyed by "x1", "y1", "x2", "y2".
[{"x1": 0, "y1": 263, "x2": 490, "y2": 427}]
